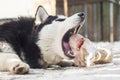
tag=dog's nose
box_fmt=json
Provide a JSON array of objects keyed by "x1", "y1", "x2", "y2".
[
  {"x1": 78, "y1": 12, "x2": 84, "y2": 17},
  {"x1": 78, "y1": 12, "x2": 85, "y2": 21}
]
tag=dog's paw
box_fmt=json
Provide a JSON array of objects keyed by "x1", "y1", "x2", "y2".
[
  {"x1": 57, "y1": 59, "x2": 75, "y2": 67},
  {"x1": 94, "y1": 47, "x2": 112, "y2": 64},
  {"x1": 11, "y1": 62, "x2": 30, "y2": 74}
]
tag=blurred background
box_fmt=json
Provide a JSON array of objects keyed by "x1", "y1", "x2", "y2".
[{"x1": 0, "y1": 0, "x2": 120, "y2": 42}]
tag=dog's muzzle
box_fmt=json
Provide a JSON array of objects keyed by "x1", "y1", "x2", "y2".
[{"x1": 62, "y1": 12, "x2": 85, "y2": 59}]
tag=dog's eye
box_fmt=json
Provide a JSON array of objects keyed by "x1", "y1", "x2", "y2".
[{"x1": 55, "y1": 19, "x2": 65, "y2": 21}]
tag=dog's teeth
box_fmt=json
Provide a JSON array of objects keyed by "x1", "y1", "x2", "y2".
[{"x1": 68, "y1": 51, "x2": 76, "y2": 57}]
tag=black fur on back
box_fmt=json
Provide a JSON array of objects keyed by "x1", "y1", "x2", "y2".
[
  {"x1": 0, "y1": 17, "x2": 43, "y2": 68},
  {"x1": 0, "y1": 15, "x2": 59, "y2": 68}
]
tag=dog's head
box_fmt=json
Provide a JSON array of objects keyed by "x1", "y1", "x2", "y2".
[{"x1": 35, "y1": 6, "x2": 85, "y2": 60}]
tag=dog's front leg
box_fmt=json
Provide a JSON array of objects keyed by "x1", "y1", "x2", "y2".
[
  {"x1": 0, "y1": 53, "x2": 29, "y2": 74},
  {"x1": 22, "y1": 42, "x2": 46, "y2": 68},
  {"x1": 7, "y1": 59, "x2": 30, "y2": 74}
]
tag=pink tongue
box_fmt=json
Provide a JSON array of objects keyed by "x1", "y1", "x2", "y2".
[
  {"x1": 63, "y1": 42, "x2": 71, "y2": 51},
  {"x1": 63, "y1": 41, "x2": 75, "y2": 58}
]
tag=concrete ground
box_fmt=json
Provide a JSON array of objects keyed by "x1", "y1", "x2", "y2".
[{"x1": 0, "y1": 41, "x2": 120, "y2": 80}]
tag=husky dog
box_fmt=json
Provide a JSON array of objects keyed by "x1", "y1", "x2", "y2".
[{"x1": 0, "y1": 6, "x2": 85, "y2": 74}]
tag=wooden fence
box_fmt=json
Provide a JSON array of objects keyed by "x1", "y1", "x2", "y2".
[{"x1": 56, "y1": 0, "x2": 120, "y2": 42}]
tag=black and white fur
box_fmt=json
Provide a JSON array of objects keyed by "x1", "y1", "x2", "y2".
[{"x1": 0, "y1": 6, "x2": 85, "y2": 74}]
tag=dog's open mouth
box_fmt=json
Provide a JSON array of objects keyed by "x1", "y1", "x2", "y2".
[{"x1": 62, "y1": 25, "x2": 84, "y2": 59}]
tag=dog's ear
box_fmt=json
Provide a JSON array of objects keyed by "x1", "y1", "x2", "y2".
[{"x1": 35, "y1": 6, "x2": 49, "y2": 24}]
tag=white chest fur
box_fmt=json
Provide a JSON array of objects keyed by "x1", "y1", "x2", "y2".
[{"x1": 37, "y1": 25, "x2": 64, "y2": 64}]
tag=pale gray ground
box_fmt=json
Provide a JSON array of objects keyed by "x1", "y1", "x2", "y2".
[{"x1": 0, "y1": 41, "x2": 120, "y2": 80}]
